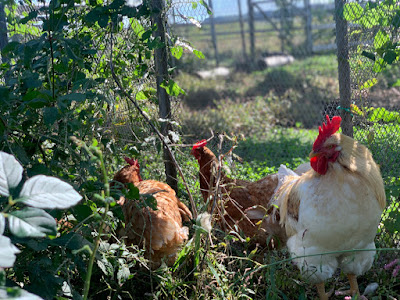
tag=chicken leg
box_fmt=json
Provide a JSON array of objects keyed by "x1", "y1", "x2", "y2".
[
  {"x1": 334, "y1": 274, "x2": 361, "y2": 297},
  {"x1": 347, "y1": 274, "x2": 360, "y2": 296},
  {"x1": 316, "y1": 282, "x2": 333, "y2": 300}
]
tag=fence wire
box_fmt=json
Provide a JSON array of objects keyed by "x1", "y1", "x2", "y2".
[{"x1": 167, "y1": 0, "x2": 400, "y2": 187}]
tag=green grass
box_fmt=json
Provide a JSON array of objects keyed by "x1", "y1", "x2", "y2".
[{"x1": 96, "y1": 54, "x2": 400, "y2": 299}]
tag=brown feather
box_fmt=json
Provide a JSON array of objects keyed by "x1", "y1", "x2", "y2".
[
  {"x1": 192, "y1": 145, "x2": 286, "y2": 248},
  {"x1": 113, "y1": 164, "x2": 192, "y2": 267}
]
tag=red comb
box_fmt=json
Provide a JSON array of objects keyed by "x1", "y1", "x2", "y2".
[
  {"x1": 124, "y1": 157, "x2": 139, "y2": 168},
  {"x1": 313, "y1": 115, "x2": 342, "y2": 151},
  {"x1": 192, "y1": 139, "x2": 207, "y2": 150}
]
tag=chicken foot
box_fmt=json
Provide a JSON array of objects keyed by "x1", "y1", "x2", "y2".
[
  {"x1": 335, "y1": 274, "x2": 361, "y2": 297},
  {"x1": 316, "y1": 282, "x2": 334, "y2": 300}
]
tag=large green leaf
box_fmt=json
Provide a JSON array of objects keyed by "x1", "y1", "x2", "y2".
[
  {"x1": 0, "y1": 235, "x2": 20, "y2": 268},
  {"x1": 0, "y1": 151, "x2": 23, "y2": 197},
  {"x1": 19, "y1": 175, "x2": 82, "y2": 209},
  {"x1": 8, "y1": 207, "x2": 57, "y2": 238}
]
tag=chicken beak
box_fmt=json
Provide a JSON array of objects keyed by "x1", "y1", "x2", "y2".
[{"x1": 309, "y1": 151, "x2": 320, "y2": 158}]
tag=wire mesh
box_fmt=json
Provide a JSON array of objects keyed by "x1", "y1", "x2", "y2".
[{"x1": 167, "y1": 0, "x2": 400, "y2": 188}]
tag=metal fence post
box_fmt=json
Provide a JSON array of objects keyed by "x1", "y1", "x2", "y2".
[
  {"x1": 335, "y1": 0, "x2": 353, "y2": 137},
  {"x1": 238, "y1": 0, "x2": 248, "y2": 62},
  {"x1": 208, "y1": 0, "x2": 219, "y2": 67},
  {"x1": 304, "y1": 0, "x2": 312, "y2": 55},
  {"x1": 151, "y1": 0, "x2": 178, "y2": 192},
  {"x1": 247, "y1": 0, "x2": 255, "y2": 65}
]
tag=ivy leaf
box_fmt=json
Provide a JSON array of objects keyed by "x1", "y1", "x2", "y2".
[
  {"x1": 0, "y1": 151, "x2": 23, "y2": 197},
  {"x1": 19, "y1": 175, "x2": 82, "y2": 209},
  {"x1": 160, "y1": 79, "x2": 186, "y2": 96},
  {"x1": 8, "y1": 207, "x2": 57, "y2": 238},
  {"x1": 0, "y1": 235, "x2": 20, "y2": 268}
]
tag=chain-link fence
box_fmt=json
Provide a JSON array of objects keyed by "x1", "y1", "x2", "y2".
[{"x1": 168, "y1": 0, "x2": 400, "y2": 187}]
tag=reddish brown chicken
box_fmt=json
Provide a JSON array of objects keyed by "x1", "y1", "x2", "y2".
[
  {"x1": 113, "y1": 157, "x2": 192, "y2": 266},
  {"x1": 191, "y1": 140, "x2": 287, "y2": 248}
]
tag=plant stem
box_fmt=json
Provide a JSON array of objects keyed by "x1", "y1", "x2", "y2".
[{"x1": 82, "y1": 148, "x2": 110, "y2": 300}]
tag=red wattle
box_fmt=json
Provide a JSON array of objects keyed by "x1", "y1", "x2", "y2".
[{"x1": 310, "y1": 155, "x2": 328, "y2": 175}]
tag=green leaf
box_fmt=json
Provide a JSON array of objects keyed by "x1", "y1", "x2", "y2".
[
  {"x1": 361, "y1": 50, "x2": 375, "y2": 61},
  {"x1": 19, "y1": 175, "x2": 82, "y2": 209},
  {"x1": 160, "y1": 79, "x2": 186, "y2": 96},
  {"x1": 72, "y1": 204, "x2": 93, "y2": 222},
  {"x1": 19, "y1": 10, "x2": 38, "y2": 24},
  {"x1": 193, "y1": 49, "x2": 205, "y2": 59},
  {"x1": 140, "y1": 194, "x2": 158, "y2": 210},
  {"x1": 117, "y1": 264, "x2": 130, "y2": 284},
  {"x1": 131, "y1": 19, "x2": 145, "y2": 38},
  {"x1": 49, "y1": 232, "x2": 93, "y2": 251},
  {"x1": 136, "y1": 91, "x2": 148, "y2": 100},
  {"x1": 43, "y1": 107, "x2": 59, "y2": 127},
  {"x1": 0, "y1": 235, "x2": 20, "y2": 268},
  {"x1": 171, "y1": 45, "x2": 183, "y2": 59},
  {"x1": 343, "y1": 3, "x2": 363, "y2": 21},
  {"x1": 59, "y1": 93, "x2": 86, "y2": 103},
  {"x1": 383, "y1": 50, "x2": 398, "y2": 64},
  {"x1": 0, "y1": 215, "x2": 4, "y2": 234},
  {"x1": 124, "y1": 183, "x2": 140, "y2": 200},
  {"x1": 374, "y1": 30, "x2": 389, "y2": 49},
  {"x1": 372, "y1": 58, "x2": 385, "y2": 73},
  {"x1": 359, "y1": 78, "x2": 377, "y2": 90},
  {"x1": 0, "y1": 151, "x2": 23, "y2": 197},
  {"x1": 199, "y1": 0, "x2": 213, "y2": 15},
  {"x1": 28, "y1": 98, "x2": 49, "y2": 109},
  {"x1": 141, "y1": 30, "x2": 152, "y2": 41},
  {"x1": 8, "y1": 207, "x2": 57, "y2": 238},
  {"x1": 392, "y1": 79, "x2": 400, "y2": 87}
]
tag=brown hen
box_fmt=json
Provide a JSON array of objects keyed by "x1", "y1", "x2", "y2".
[
  {"x1": 190, "y1": 140, "x2": 287, "y2": 248},
  {"x1": 113, "y1": 157, "x2": 192, "y2": 267}
]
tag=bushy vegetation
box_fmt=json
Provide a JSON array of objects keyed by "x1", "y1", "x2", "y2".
[{"x1": 1, "y1": 0, "x2": 399, "y2": 299}]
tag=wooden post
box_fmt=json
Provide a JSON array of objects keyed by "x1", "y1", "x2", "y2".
[
  {"x1": 0, "y1": 3, "x2": 7, "y2": 52},
  {"x1": 208, "y1": 0, "x2": 219, "y2": 67},
  {"x1": 247, "y1": 0, "x2": 255, "y2": 65},
  {"x1": 335, "y1": 0, "x2": 353, "y2": 137},
  {"x1": 304, "y1": 0, "x2": 312, "y2": 55},
  {"x1": 151, "y1": 0, "x2": 178, "y2": 191},
  {"x1": 238, "y1": 0, "x2": 248, "y2": 62}
]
